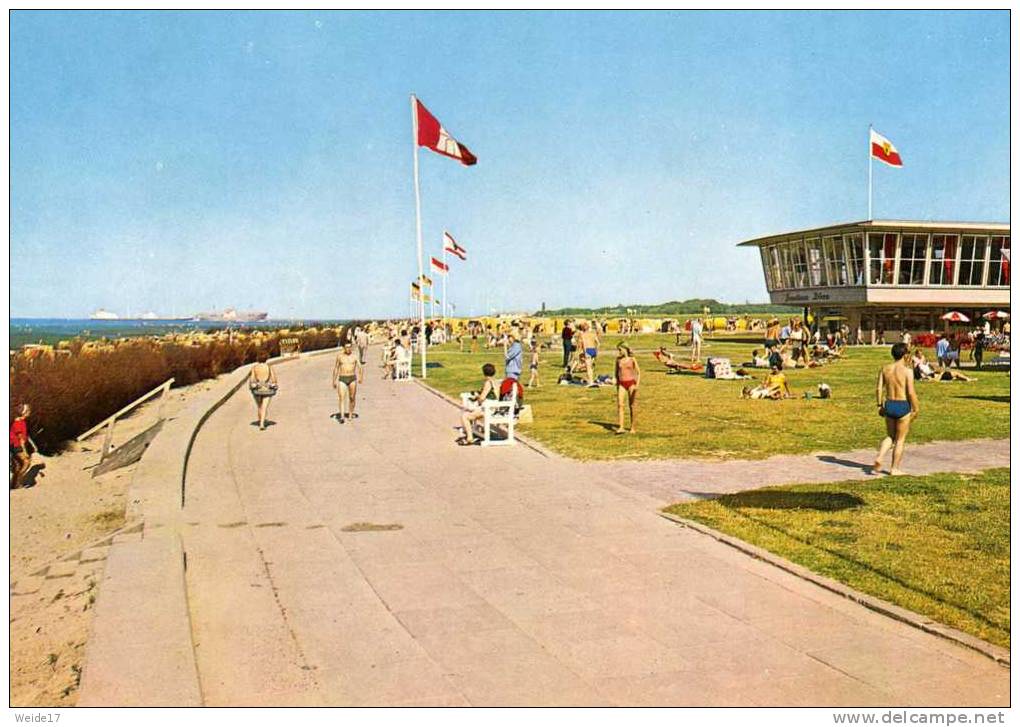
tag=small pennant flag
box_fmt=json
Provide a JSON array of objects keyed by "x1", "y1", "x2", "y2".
[
  {"x1": 419, "y1": 273, "x2": 433, "y2": 287},
  {"x1": 415, "y1": 98, "x2": 477, "y2": 166},
  {"x1": 443, "y1": 231, "x2": 467, "y2": 260},
  {"x1": 430, "y1": 256, "x2": 449, "y2": 275},
  {"x1": 870, "y1": 129, "x2": 903, "y2": 167}
]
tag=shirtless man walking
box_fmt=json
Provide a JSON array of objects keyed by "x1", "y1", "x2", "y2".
[
  {"x1": 578, "y1": 322, "x2": 600, "y2": 386},
  {"x1": 872, "y1": 342, "x2": 919, "y2": 475},
  {"x1": 332, "y1": 342, "x2": 364, "y2": 423}
]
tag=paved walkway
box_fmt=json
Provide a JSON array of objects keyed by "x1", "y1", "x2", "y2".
[
  {"x1": 587, "y1": 439, "x2": 1010, "y2": 504},
  {"x1": 180, "y1": 353, "x2": 1008, "y2": 706}
]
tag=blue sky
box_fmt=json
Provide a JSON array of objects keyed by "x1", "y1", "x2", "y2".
[{"x1": 10, "y1": 10, "x2": 1009, "y2": 318}]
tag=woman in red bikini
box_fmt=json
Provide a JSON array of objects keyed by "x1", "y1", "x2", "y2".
[{"x1": 614, "y1": 344, "x2": 641, "y2": 434}]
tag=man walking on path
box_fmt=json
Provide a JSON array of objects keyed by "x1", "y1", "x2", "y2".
[
  {"x1": 355, "y1": 327, "x2": 369, "y2": 365},
  {"x1": 872, "y1": 342, "x2": 919, "y2": 476},
  {"x1": 561, "y1": 319, "x2": 574, "y2": 370},
  {"x1": 332, "y1": 342, "x2": 364, "y2": 423}
]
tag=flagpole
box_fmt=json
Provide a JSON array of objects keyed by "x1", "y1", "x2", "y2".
[
  {"x1": 411, "y1": 94, "x2": 427, "y2": 378},
  {"x1": 867, "y1": 123, "x2": 873, "y2": 221},
  {"x1": 442, "y1": 246, "x2": 448, "y2": 324}
]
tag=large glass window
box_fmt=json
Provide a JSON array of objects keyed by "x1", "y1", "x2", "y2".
[
  {"x1": 823, "y1": 235, "x2": 848, "y2": 286},
  {"x1": 789, "y1": 241, "x2": 808, "y2": 288},
  {"x1": 988, "y1": 236, "x2": 1010, "y2": 286},
  {"x1": 898, "y1": 234, "x2": 927, "y2": 285},
  {"x1": 958, "y1": 236, "x2": 987, "y2": 286},
  {"x1": 806, "y1": 238, "x2": 826, "y2": 286},
  {"x1": 868, "y1": 233, "x2": 896, "y2": 284},
  {"x1": 846, "y1": 233, "x2": 864, "y2": 285},
  {"x1": 760, "y1": 248, "x2": 772, "y2": 289},
  {"x1": 927, "y1": 234, "x2": 958, "y2": 286},
  {"x1": 778, "y1": 244, "x2": 793, "y2": 289},
  {"x1": 768, "y1": 246, "x2": 784, "y2": 289}
]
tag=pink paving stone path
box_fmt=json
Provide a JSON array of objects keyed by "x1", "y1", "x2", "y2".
[{"x1": 179, "y1": 352, "x2": 1008, "y2": 706}]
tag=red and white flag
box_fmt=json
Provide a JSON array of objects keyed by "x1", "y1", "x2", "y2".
[
  {"x1": 414, "y1": 98, "x2": 477, "y2": 166},
  {"x1": 870, "y1": 129, "x2": 903, "y2": 167},
  {"x1": 443, "y1": 231, "x2": 467, "y2": 260},
  {"x1": 430, "y1": 256, "x2": 449, "y2": 275}
]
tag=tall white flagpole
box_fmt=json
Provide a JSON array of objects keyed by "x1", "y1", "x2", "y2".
[
  {"x1": 411, "y1": 94, "x2": 427, "y2": 378},
  {"x1": 442, "y1": 245, "x2": 448, "y2": 323},
  {"x1": 867, "y1": 124, "x2": 873, "y2": 221}
]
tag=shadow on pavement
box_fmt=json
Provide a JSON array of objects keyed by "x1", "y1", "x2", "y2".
[{"x1": 817, "y1": 455, "x2": 872, "y2": 472}]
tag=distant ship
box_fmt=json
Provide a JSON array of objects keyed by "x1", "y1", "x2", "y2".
[
  {"x1": 90, "y1": 309, "x2": 119, "y2": 320},
  {"x1": 194, "y1": 307, "x2": 268, "y2": 323}
]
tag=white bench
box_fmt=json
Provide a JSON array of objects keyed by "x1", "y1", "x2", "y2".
[
  {"x1": 394, "y1": 354, "x2": 412, "y2": 381},
  {"x1": 459, "y1": 386, "x2": 518, "y2": 447}
]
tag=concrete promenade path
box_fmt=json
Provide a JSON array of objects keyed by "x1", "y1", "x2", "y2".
[{"x1": 180, "y1": 353, "x2": 1008, "y2": 706}]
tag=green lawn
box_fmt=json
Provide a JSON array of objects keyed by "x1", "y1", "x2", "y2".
[
  {"x1": 664, "y1": 469, "x2": 1010, "y2": 648},
  {"x1": 422, "y1": 334, "x2": 1010, "y2": 460}
]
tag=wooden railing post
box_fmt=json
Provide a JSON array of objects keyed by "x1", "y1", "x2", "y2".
[
  {"x1": 156, "y1": 380, "x2": 171, "y2": 421},
  {"x1": 101, "y1": 418, "x2": 116, "y2": 461}
]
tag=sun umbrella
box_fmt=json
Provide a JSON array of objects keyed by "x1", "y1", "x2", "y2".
[
  {"x1": 982, "y1": 311, "x2": 1010, "y2": 320},
  {"x1": 941, "y1": 311, "x2": 970, "y2": 323}
]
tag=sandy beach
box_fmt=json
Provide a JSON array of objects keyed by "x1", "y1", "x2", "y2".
[{"x1": 9, "y1": 375, "x2": 229, "y2": 706}]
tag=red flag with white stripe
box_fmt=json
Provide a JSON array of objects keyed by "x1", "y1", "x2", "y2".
[
  {"x1": 443, "y1": 231, "x2": 467, "y2": 260},
  {"x1": 430, "y1": 256, "x2": 449, "y2": 275},
  {"x1": 415, "y1": 99, "x2": 477, "y2": 166}
]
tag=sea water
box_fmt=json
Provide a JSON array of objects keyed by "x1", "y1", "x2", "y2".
[{"x1": 9, "y1": 318, "x2": 350, "y2": 349}]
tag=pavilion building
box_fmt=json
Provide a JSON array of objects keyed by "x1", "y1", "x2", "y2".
[{"x1": 738, "y1": 220, "x2": 1010, "y2": 336}]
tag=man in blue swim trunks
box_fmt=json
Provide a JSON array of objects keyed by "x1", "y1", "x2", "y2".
[{"x1": 872, "y1": 342, "x2": 919, "y2": 476}]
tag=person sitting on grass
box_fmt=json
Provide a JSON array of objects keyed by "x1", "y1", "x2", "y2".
[
  {"x1": 742, "y1": 366, "x2": 794, "y2": 400},
  {"x1": 457, "y1": 363, "x2": 498, "y2": 446},
  {"x1": 912, "y1": 350, "x2": 937, "y2": 380},
  {"x1": 747, "y1": 348, "x2": 770, "y2": 368}
]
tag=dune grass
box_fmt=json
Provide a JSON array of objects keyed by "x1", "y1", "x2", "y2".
[
  {"x1": 664, "y1": 468, "x2": 1010, "y2": 648},
  {"x1": 421, "y1": 333, "x2": 1009, "y2": 460}
]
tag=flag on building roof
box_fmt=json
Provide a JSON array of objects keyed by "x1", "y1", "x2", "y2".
[
  {"x1": 870, "y1": 129, "x2": 903, "y2": 167},
  {"x1": 443, "y1": 231, "x2": 467, "y2": 260},
  {"x1": 415, "y1": 98, "x2": 477, "y2": 166},
  {"x1": 430, "y1": 256, "x2": 449, "y2": 275}
]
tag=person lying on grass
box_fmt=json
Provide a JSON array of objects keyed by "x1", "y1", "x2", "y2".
[
  {"x1": 654, "y1": 347, "x2": 684, "y2": 372},
  {"x1": 935, "y1": 368, "x2": 976, "y2": 382},
  {"x1": 457, "y1": 363, "x2": 498, "y2": 446}
]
